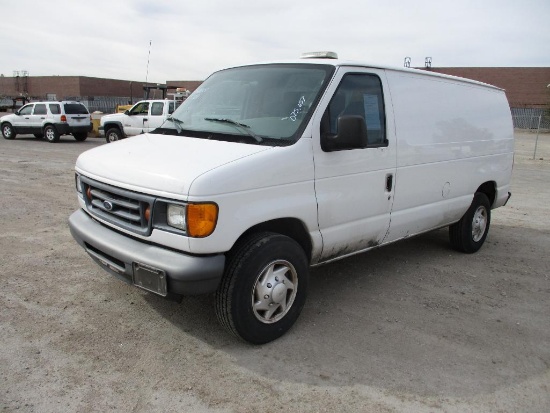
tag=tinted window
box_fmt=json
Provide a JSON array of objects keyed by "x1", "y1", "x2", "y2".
[
  {"x1": 168, "y1": 102, "x2": 175, "y2": 114},
  {"x1": 34, "y1": 104, "x2": 47, "y2": 115},
  {"x1": 49, "y1": 104, "x2": 61, "y2": 114},
  {"x1": 323, "y1": 73, "x2": 386, "y2": 146},
  {"x1": 151, "y1": 102, "x2": 164, "y2": 116},
  {"x1": 64, "y1": 103, "x2": 89, "y2": 115}
]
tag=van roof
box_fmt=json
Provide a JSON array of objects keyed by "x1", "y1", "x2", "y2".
[{"x1": 225, "y1": 58, "x2": 504, "y2": 91}]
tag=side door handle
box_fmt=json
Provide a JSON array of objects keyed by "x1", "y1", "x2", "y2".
[{"x1": 385, "y1": 174, "x2": 393, "y2": 192}]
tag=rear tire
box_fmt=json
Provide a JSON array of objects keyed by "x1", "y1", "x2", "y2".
[
  {"x1": 44, "y1": 125, "x2": 60, "y2": 143},
  {"x1": 73, "y1": 132, "x2": 88, "y2": 141},
  {"x1": 2, "y1": 123, "x2": 16, "y2": 139},
  {"x1": 215, "y1": 232, "x2": 309, "y2": 344},
  {"x1": 449, "y1": 192, "x2": 491, "y2": 253},
  {"x1": 105, "y1": 128, "x2": 122, "y2": 143}
]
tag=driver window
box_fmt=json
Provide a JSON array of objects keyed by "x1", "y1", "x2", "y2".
[
  {"x1": 130, "y1": 102, "x2": 149, "y2": 115},
  {"x1": 322, "y1": 73, "x2": 386, "y2": 146},
  {"x1": 19, "y1": 105, "x2": 34, "y2": 115}
]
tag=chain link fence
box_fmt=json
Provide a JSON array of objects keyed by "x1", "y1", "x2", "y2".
[{"x1": 512, "y1": 109, "x2": 549, "y2": 161}]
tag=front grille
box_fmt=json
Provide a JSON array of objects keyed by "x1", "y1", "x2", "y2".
[{"x1": 80, "y1": 176, "x2": 156, "y2": 236}]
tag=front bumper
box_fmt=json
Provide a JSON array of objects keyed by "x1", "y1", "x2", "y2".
[{"x1": 69, "y1": 209, "x2": 225, "y2": 296}]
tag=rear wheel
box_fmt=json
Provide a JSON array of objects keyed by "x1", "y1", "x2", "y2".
[
  {"x1": 215, "y1": 232, "x2": 309, "y2": 344},
  {"x1": 73, "y1": 132, "x2": 88, "y2": 141},
  {"x1": 105, "y1": 128, "x2": 122, "y2": 143},
  {"x1": 449, "y1": 192, "x2": 491, "y2": 253},
  {"x1": 44, "y1": 125, "x2": 60, "y2": 143},
  {"x1": 2, "y1": 123, "x2": 16, "y2": 139}
]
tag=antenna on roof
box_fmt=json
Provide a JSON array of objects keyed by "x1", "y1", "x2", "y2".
[
  {"x1": 145, "y1": 41, "x2": 152, "y2": 84},
  {"x1": 404, "y1": 57, "x2": 411, "y2": 68}
]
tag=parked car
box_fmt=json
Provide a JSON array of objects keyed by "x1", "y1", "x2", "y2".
[
  {"x1": 99, "y1": 99, "x2": 177, "y2": 143},
  {"x1": 69, "y1": 52, "x2": 514, "y2": 344},
  {"x1": 1, "y1": 101, "x2": 92, "y2": 142}
]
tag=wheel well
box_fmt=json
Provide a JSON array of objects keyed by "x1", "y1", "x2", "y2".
[
  {"x1": 104, "y1": 123, "x2": 121, "y2": 130},
  {"x1": 238, "y1": 218, "x2": 313, "y2": 262},
  {"x1": 476, "y1": 181, "x2": 496, "y2": 207}
]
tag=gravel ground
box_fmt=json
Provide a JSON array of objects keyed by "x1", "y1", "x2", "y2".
[{"x1": 0, "y1": 130, "x2": 549, "y2": 413}]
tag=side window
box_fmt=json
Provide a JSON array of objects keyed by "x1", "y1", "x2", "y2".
[
  {"x1": 151, "y1": 102, "x2": 164, "y2": 116},
  {"x1": 19, "y1": 105, "x2": 34, "y2": 116},
  {"x1": 130, "y1": 102, "x2": 149, "y2": 115},
  {"x1": 168, "y1": 102, "x2": 175, "y2": 114},
  {"x1": 49, "y1": 104, "x2": 61, "y2": 114},
  {"x1": 322, "y1": 73, "x2": 386, "y2": 147},
  {"x1": 33, "y1": 104, "x2": 47, "y2": 115}
]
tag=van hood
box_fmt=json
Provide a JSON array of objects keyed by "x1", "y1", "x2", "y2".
[{"x1": 75, "y1": 133, "x2": 271, "y2": 199}]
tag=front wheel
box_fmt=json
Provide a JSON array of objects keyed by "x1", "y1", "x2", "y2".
[
  {"x1": 44, "y1": 125, "x2": 60, "y2": 143},
  {"x1": 215, "y1": 232, "x2": 309, "y2": 344},
  {"x1": 2, "y1": 123, "x2": 16, "y2": 139},
  {"x1": 105, "y1": 128, "x2": 122, "y2": 143},
  {"x1": 449, "y1": 192, "x2": 491, "y2": 253}
]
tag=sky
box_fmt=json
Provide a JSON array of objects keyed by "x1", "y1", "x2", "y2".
[{"x1": 0, "y1": 0, "x2": 549, "y2": 83}]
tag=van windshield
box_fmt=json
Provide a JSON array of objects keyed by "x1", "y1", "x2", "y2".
[{"x1": 156, "y1": 64, "x2": 334, "y2": 145}]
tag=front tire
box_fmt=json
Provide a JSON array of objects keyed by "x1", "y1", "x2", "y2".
[
  {"x1": 44, "y1": 125, "x2": 60, "y2": 143},
  {"x1": 215, "y1": 232, "x2": 309, "y2": 344},
  {"x1": 449, "y1": 192, "x2": 491, "y2": 253},
  {"x1": 2, "y1": 123, "x2": 16, "y2": 139},
  {"x1": 105, "y1": 128, "x2": 122, "y2": 143}
]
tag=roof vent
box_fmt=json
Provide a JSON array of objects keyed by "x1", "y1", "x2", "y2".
[{"x1": 300, "y1": 51, "x2": 338, "y2": 59}]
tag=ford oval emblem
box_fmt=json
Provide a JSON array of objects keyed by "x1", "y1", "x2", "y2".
[{"x1": 103, "y1": 200, "x2": 114, "y2": 211}]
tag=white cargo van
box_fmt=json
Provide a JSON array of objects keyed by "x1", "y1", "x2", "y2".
[{"x1": 69, "y1": 53, "x2": 514, "y2": 344}]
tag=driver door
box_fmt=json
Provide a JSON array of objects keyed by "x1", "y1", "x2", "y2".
[
  {"x1": 125, "y1": 102, "x2": 150, "y2": 135},
  {"x1": 312, "y1": 68, "x2": 396, "y2": 262}
]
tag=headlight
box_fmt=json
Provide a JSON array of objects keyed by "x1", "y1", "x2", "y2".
[
  {"x1": 166, "y1": 202, "x2": 218, "y2": 237},
  {"x1": 167, "y1": 204, "x2": 186, "y2": 231},
  {"x1": 75, "y1": 174, "x2": 82, "y2": 193}
]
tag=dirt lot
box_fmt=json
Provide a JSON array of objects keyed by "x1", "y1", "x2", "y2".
[{"x1": 1, "y1": 131, "x2": 549, "y2": 413}]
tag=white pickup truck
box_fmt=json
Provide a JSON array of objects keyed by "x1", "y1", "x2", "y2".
[
  {"x1": 70, "y1": 52, "x2": 514, "y2": 344},
  {"x1": 99, "y1": 99, "x2": 176, "y2": 142}
]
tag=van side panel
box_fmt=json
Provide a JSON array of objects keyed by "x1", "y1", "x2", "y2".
[{"x1": 384, "y1": 70, "x2": 514, "y2": 243}]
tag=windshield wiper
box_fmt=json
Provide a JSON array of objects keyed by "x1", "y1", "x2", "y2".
[
  {"x1": 204, "y1": 117, "x2": 263, "y2": 143},
  {"x1": 165, "y1": 116, "x2": 185, "y2": 133}
]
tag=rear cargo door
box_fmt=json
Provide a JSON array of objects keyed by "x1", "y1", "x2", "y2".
[
  {"x1": 312, "y1": 68, "x2": 397, "y2": 262},
  {"x1": 63, "y1": 103, "x2": 90, "y2": 129}
]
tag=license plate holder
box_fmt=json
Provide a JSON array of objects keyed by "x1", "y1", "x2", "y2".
[{"x1": 132, "y1": 263, "x2": 167, "y2": 296}]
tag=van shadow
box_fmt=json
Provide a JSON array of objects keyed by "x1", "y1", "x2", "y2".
[{"x1": 144, "y1": 226, "x2": 550, "y2": 398}]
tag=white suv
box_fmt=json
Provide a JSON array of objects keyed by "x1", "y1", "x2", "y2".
[{"x1": 1, "y1": 101, "x2": 92, "y2": 143}]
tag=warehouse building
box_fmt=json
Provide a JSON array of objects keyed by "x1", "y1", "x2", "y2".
[{"x1": 1, "y1": 67, "x2": 548, "y2": 128}]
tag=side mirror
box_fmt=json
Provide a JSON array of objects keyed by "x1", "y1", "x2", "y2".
[
  {"x1": 124, "y1": 110, "x2": 130, "y2": 115},
  {"x1": 321, "y1": 115, "x2": 368, "y2": 151}
]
